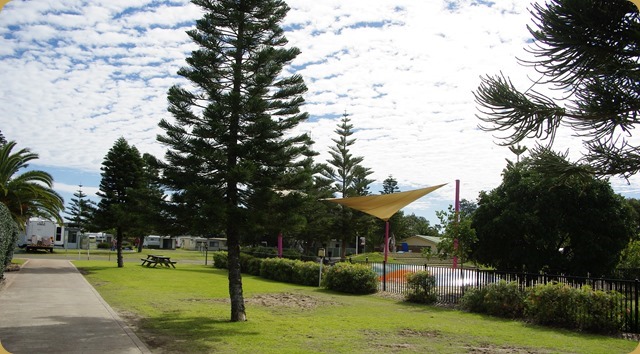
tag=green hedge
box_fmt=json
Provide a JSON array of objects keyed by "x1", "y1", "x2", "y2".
[
  {"x1": 0, "y1": 203, "x2": 18, "y2": 279},
  {"x1": 460, "y1": 282, "x2": 522, "y2": 317},
  {"x1": 213, "y1": 252, "x2": 378, "y2": 294},
  {"x1": 460, "y1": 281, "x2": 624, "y2": 334},
  {"x1": 526, "y1": 283, "x2": 623, "y2": 333},
  {"x1": 212, "y1": 251, "x2": 228, "y2": 269},
  {"x1": 322, "y1": 262, "x2": 378, "y2": 294},
  {"x1": 212, "y1": 251, "x2": 321, "y2": 287}
]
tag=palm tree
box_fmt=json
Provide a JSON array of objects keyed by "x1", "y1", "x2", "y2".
[{"x1": 0, "y1": 141, "x2": 64, "y2": 228}]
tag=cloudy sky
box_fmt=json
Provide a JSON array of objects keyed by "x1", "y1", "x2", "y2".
[{"x1": 2, "y1": 0, "x2": 639, "y2": 226}]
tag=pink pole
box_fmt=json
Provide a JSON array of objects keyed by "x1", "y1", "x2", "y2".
[
  {"x1": 453, "y1": 179, "x2": 460, "y2": 269},
  {"x1": 277, "y1": 232, "x2": 283, "y2": 258},
  {"x1": 384, "y1": 220, "x2": 389, "y2": 262}
]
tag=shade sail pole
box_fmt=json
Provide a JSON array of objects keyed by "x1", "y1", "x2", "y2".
[
  {"x1": 453, "y1": 179, "x2": 460, "y2": 269},
  {"x1": 384, "y1": 220, "x2": 390, "y2": 262}
]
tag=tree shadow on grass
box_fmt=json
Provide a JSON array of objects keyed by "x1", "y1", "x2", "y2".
[{"x1": 139, "y1": 314, "x2": 259, "y2": 353}]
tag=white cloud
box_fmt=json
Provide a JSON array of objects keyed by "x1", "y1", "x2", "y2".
[{"x1": 1, "y1": 0, "x2": 639, "y2": 224}]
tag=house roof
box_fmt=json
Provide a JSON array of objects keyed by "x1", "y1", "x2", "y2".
[{"x1": 403, "y1": 235, "x2": 442, "y2": 244}]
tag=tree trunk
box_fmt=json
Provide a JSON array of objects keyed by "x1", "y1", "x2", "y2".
[
  {"x1": 227, "y1": 227, "x2": 246, "y2": 321},
  {"x1": 117, "y1": 226, "x2": 123, "y2": 268}
]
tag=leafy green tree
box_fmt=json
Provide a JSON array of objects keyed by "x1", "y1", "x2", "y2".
[
  {"x1": 157, "y1": 0, "x2": 312, "y2": 322},
  {"x1": 435, "y1": 201, "x2": 477, "y2": 265},
  {"x1": 0, "y1": 141, "x2": 63, "y2": 227},
  {"x1": 403, "y1": 213, "x2": 437, "y2": 236},
  {"x1": 474, "y1": 0, "x2": 640, "y2": 178},
  {"x1": 0, "y1": 131, "x2": 7, "y2": 146},
  {"x1": 93, "y1": 138, "x2": 146, "y2": 268},
  {"x1": 64, "y1": 185, "x2": 95, "y2": 233},
  {"x1": 129, "y1": 153, "x2": 167, "y2": 252},
  {"x1": 618, "y1": 240, "x2": 640, "y2": 271},
  {"x1": 320, "y1": 112, "x2": 375, "y2": 258},
  {"x1": 472, "y1": 148, "x2": 636, "y2": 276}
]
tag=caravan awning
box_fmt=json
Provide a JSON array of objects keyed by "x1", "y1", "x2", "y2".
[{"x1": 323, "y1": 184, "x2": 446, "y2": 221}]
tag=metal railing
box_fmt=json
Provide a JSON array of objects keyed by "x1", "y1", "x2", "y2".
[{"x1": 356, "y1": 261, "x2": 640, "y2": 333}]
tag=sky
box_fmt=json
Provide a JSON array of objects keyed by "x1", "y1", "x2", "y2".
[{"x1": 2, "y1": 0, "x2": 640, "y2": 227}]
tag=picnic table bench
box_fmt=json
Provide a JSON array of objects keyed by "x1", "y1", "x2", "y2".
[{"x1": 141, "y1": 254, "x2": 176, "y2": 268}]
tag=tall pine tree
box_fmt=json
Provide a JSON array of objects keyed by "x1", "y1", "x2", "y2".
[
  {"x1": 321, "y1": 112, "x2": 374, "y2": 258},
  {"x1": 94, "y1": 138, "x2": 146, "y2": 268},
  {"x1": 64, "y1": 185, "x2": 95, "y2": 232},
  {"x1": 157, "y1": 0, "x2": 312, "y2": 322}
]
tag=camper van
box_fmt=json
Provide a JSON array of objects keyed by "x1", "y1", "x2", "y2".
[
  {"x1": 17, "y1": 219, "x2": 64, "y2": 252},
  {"x1": 143, "y1": 235, "x2": 175, "y2": 250}
]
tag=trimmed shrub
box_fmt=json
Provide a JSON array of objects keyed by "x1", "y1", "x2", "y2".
[
  {"x1": 294, "y1": 260, "x2": 321, "y2": 286},
  {"x1": 212, "y1": 251, "x2": 228, "y2": 269},
  {"x1": 323, "y1": 262, "x2": 378, "y2": 294},
  {"x1": 97, "y1": 242, "x2": 110, "y2": 249},
  {"x1": 260, "y1": 257, "x2": 296, "y2": 283},
  {"x1": 240, "y1": 253, "x2": 262, "y2": 276},
  {"x1": 405, "y1": 271, "x2": 437, "y2": 304}
]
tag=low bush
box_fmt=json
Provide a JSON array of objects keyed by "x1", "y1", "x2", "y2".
[
  {"x1": 240, "y1": 253, "x2": 263, "y2": 276},
  {"x1": 322, "y1": 262, "x2": 378, "y2": 294},
  {"x1": 454, "y1": 281, "x2": 627, "y2": 334},
  {"x1": 459, "y1": 281, "x2": 525, "y2": 318},
  {"x1": 212, "y1": 251, "x2": 228, "y2": 269},
  {"x1": 575, "y1": 285, "x2": 624, "y2": 334},
  {"x1": 97, "y1": 242, "x2": 111, "y2": 249},
  {"x1": 483, "y1": 280, "x2": 526, "y2": 318},
  {"x1": 526, "y1": 282, "x2": 578, "y2": 328},
  {"x1": 459, "y1": 287, "x2": 487, "y2": 313},
  {"x1": 405, "y1": 271, "x2": 437, "y2": 304},
  {"x1": 260, "y1": 257, "x2": 297, "y2": 283},
  {"x1": 526, "y1": 283, "x2": 624, "y2": 334},
  {"x1": 294, "y1": 260, "x2": 321, "y2": 286}
]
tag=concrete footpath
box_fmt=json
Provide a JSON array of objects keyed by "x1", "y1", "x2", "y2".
[{"x1": 0, "y1": 258, "x2": 151, "y2": 354}]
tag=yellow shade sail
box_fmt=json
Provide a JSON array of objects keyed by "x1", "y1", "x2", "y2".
[{"x1": 324, "y1": 184, "x2": 447, "y2": 221}]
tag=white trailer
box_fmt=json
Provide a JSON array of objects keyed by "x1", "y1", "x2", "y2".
[{"x1": 18, "y1": 219, "x2": 64, "y2": 252}]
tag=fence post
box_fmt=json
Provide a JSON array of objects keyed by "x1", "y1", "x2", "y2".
[
  {"x1": 461, "y1": 266, "x2": 465, "y2": 297},
  {"x1": 383, "y1": 260, "x2": 387, "y2": 292},
  {"x1": 633, "y1": 278, "x2": 638, "y2": 333}
]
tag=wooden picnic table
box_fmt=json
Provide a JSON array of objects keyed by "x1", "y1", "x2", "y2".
[{"x1": 140, "y1": 254, "x2": 176, "y2": 268}]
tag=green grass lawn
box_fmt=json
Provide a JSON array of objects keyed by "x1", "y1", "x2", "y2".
[{"x1": 74, "y1": 261, "x2": 638, "y2": 354}]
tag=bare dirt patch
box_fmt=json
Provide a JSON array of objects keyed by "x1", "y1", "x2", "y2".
[
  {"x1": 398, "y1": 328, "x2": 440, "y2": 338},
  {"x1": 247, "y1": 292, "x2": 331, "y2": 310},
  {"x1": 463, "y1": 343, "x2": 554, "y2": 354},
  {"x1": 187, "y1": 292, "x2": 334, "y2": 310}
]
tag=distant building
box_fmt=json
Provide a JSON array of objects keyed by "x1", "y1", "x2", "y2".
[
  {"x1": 400, "y1": 235, "x2": 442, "y2": 253},
  {"x1": 143, "y1": 235, "x2": 176, "y2": 250}
]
